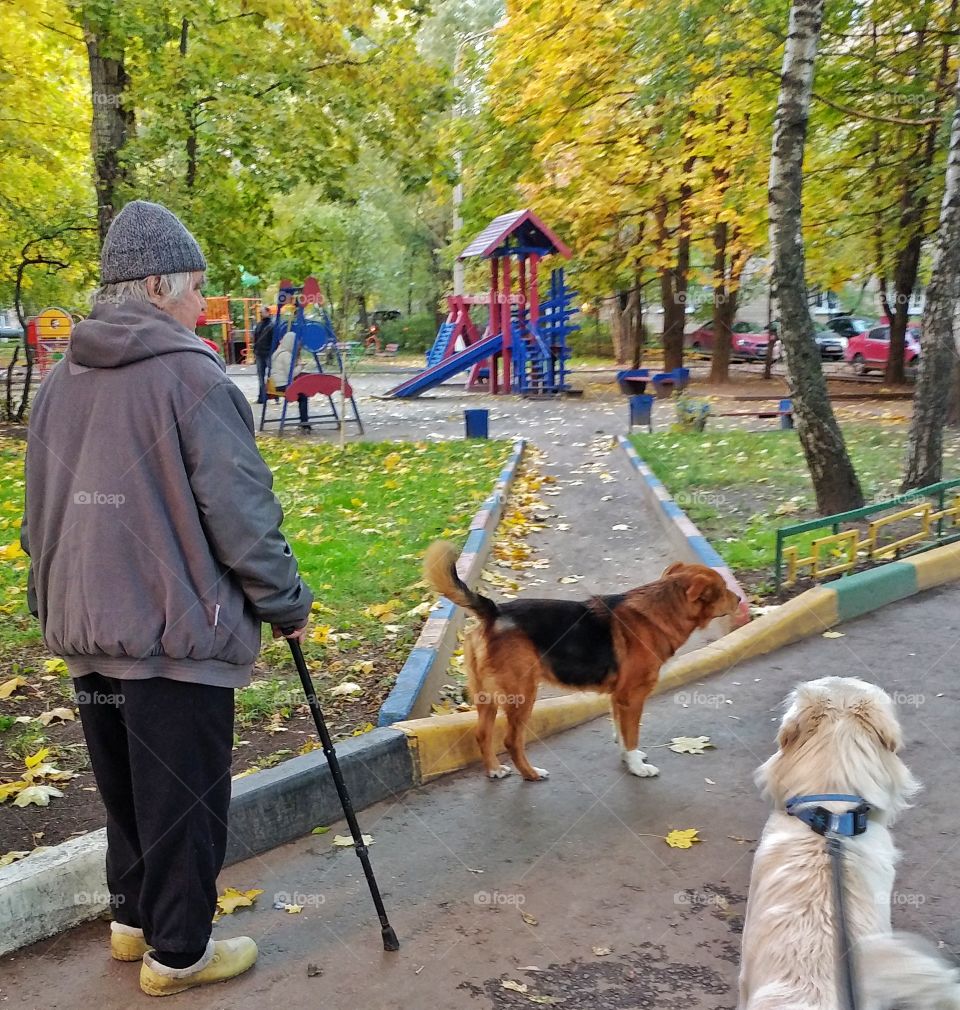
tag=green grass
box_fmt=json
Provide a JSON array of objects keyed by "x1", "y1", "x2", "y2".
[
  {"x1": 631, "y1": 424, "x2": 960, "y2": 589},
  {"x1": 0, "y1": 434, "x2": 511, "y2": 674}
]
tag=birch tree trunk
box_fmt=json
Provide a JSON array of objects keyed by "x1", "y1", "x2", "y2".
[
  {"x1": 768, "y1": 0, "x2": 864, "y2": 513},
  {"x1": 902, "y1": 68, "x2": 960, "y2": 490}
]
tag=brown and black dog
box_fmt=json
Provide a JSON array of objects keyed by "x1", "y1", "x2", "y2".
[{"x1": 424, "y1": 541, "x2": 740, "y2": 781}]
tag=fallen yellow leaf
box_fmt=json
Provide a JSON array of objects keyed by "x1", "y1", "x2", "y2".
[
  {"x1": 13, "y1": 784, "x2": 64, "y2": 807},
  {"x1": 0, "y1": 781, "x2": 28, "y2": 802},
  {"x1": 216, "y1": 887, "x2": 264, "y2": 916},
  {"x1": 0, "y1": 676, "x2": 27, "y2": 700},
  {"x1": 36, "y1": 707, "x2": 76, "y2": 727},
  {"x1": 24, "y1": 747, "x2": 51, "y2": 769},
  {"x1": 332, "y1": 833, "x2": 372, "y2": 847},
  {"x1": 669, "y1": 736, "x2": 714, "y2": 755},
  {"x1": 665, "y1": 828, "x2": 701, "y2": 849}
]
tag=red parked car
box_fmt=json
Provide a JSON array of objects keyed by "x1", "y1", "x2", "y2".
[
  {"x1": 844, "y1": 324, "x2": 921, "y2": 376},
  {"x1": 685, "y1": 321, "x2": 781, "y2": 362}
]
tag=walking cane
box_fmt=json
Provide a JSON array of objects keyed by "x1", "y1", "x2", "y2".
[{"x1": 283, "y1": 631, "x2": 399, "y2": 951}]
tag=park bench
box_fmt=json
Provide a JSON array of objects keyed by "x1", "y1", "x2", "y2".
[
  {"x1": 377, "y1": 343, "x2": 400, "y2": 357},
  {"x1": 707, "y1": 398, "x2": 794, "y2": 430},
  {"x1": 652, "y1": 368, "x2": 690, "y2": 398}
]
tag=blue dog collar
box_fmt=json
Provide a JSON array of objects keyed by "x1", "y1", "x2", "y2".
[{"x1": 786, "y1": 794, "x2": 870, "y2": 837}]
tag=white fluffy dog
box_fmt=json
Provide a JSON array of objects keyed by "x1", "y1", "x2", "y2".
[{"x1": 738, "y1": 676, "x2": 960, "y2": 1010}]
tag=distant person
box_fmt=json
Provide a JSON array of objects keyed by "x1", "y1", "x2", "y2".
[
  {"x1": 269, "y1": 323, "x2": 316, "y2": 431},
  {"x1": 252, "y1": 305, "x2": 275, "y2": 403},
  {"x1": 20, "y1": 200, "x2": 312, "y2": 997}
]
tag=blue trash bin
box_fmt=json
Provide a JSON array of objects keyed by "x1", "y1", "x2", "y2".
[
  {"x1": 464, "y1": 409, "x2": 489, "y2": 438},
  {"x1": 629, "y1": 394, "x2": 655, "y2": 432}
]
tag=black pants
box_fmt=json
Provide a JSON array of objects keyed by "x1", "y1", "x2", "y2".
[
  {"x1": 255, "y1": 353, "x2": 270, "y2": 402},
  {"x1": 75, "y1": 673, "x2": 234, "y2": 954}
]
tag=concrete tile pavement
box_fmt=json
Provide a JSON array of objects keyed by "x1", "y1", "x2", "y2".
[{"x1": 5, "y1": 584, "x2": 959, "y2": 1009}]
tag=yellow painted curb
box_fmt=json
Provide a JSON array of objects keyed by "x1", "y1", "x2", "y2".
[
  {"x1": 394, "y1": 581, "x2": 843, "y2": 782},
  {"x1": 910, "y1": 540, "x2": 960, "y2": 591},
  {"x1": 394, "y1": 695, "x2": 610, "y2": 781}
]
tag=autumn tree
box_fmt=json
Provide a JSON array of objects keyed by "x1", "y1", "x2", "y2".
[
  {"x1": 902, "y1": 68, "x2": 960, "y2": 490},
  {"x1": 769, "y1": 0, "x2": 864, "y2": 513}
]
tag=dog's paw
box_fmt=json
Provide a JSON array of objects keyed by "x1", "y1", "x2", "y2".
[
  {"x1": 624, "y1": 751, "x2": 659, "y2": 778},
  {"x1": 487, "y1": 764, "x2": 513, "y2": 780},
  {"x1": 522, "y1": 766, "x2": 550, "y2": 781}
]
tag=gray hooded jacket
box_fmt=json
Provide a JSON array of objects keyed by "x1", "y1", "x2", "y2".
[{"x1": 20, "y1": 299, "x2": 313, "y2": 687}]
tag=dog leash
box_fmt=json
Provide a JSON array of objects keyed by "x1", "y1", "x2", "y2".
[{"x1": 786, "y1": 794, "x2": 870, "y2": 1010}]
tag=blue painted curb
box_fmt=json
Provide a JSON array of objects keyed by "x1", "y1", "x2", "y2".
[
  {"x1": 378, "y1": 438, "x2": 526, "y2": 726},
  {"x1": 617, "y1": 435, "x2": 751, "y2": 626}
]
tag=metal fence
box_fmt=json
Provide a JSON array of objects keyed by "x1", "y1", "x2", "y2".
[{"x1": 775, "y1": 477, "x2": 960, "y2": 589}]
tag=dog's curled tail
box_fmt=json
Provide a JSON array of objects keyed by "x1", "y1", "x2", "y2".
[{"x1": 423, "y1": 540, "x2": 498, "y2": 624}]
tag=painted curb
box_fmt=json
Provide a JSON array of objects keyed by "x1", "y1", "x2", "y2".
[
  {"x1": 377, "y1": 438, "x2": 526, "y2": 726},
  {"x1": 0, "y1": 829, "x2": 109, "y2": 958},
  {"x1": 224, "y1": 727, "x2": 413, "y2": 863},
  {"x1": 617, "y1": 435, "x2": 752, "y2": 628},
  {"x1": 0, "y1": 726, "x2": 414, "y2": 957}
]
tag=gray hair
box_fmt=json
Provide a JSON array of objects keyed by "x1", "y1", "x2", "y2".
[{"x1": 91, "y1": 271, "x2": 200, "y2": 309}]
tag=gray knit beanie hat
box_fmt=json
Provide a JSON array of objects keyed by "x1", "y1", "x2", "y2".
[{"x1": 100, "y1": 200, "x2": 207, "y2": 284}]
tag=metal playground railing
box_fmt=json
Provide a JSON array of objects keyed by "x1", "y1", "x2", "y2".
[{"x1": 775, "y1": 477, "x2": 960, "y2": 589}]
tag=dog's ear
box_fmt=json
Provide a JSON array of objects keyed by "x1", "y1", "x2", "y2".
[
  {"x1": 776, "y1": 687, "x2": 814, "y2": 751},
  {"x1": 777, "y1": 707, "x2": 803, "y2": 751},
  {"x1": 856, "y1": 697, "x2": 903, "y2": 753},
  {"x1": 662, "y1": 562, "x2": 686, "y2": 578},
  {"x1": 684, "y1": 573, "x2": 719, "y2": 604}
]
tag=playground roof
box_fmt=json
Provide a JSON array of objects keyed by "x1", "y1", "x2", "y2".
[{"x1": 458, "y1": 209, "x2": 572, "y2": 261}]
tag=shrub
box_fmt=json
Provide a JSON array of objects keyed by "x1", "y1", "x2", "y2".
[{"x1": 377, "y1": 313, "x2": 440, "y2": 353}]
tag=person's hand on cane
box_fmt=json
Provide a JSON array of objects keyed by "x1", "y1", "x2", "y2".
[{"x1": 272, "y1": 620, "x2": 309, "y2": 642}]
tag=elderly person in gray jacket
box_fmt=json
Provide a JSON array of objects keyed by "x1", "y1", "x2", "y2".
[{"x1": 20, "y1": 200, "x2": 312, "y2": 997}]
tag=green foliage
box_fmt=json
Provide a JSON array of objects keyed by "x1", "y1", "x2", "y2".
[{"x1": 377, "y1": 313, "x2": 439, "y2": 353}]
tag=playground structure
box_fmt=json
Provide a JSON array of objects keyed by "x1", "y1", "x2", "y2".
[
  {"x1": 198, "y1": 296, "x2": 262, "y2": 365},
  {"x1": 384, "y1": 209, "x2": 579, "y2": 399},
  {"x1": 27, "y1": 307, "x2": 74, "y2": 379},
  {"x1": 259, "y1": 276, "x2": 363, "y2": 435}
]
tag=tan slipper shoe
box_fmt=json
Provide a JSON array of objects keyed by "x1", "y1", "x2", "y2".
[
  {"x1": 110, "y1": 922, "x2": 150, "y2": 962},
  {"x1": 139, "y1": 937, "x2": 258, "y2": 997}
]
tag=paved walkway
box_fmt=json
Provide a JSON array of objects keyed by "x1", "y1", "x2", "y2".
[
  {"x1": 7, "y1": 584, "x2": 960, "y2": 1008},
  {"x1": 6, "y1": 371, "x2": 959, "y2": 1008}
]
